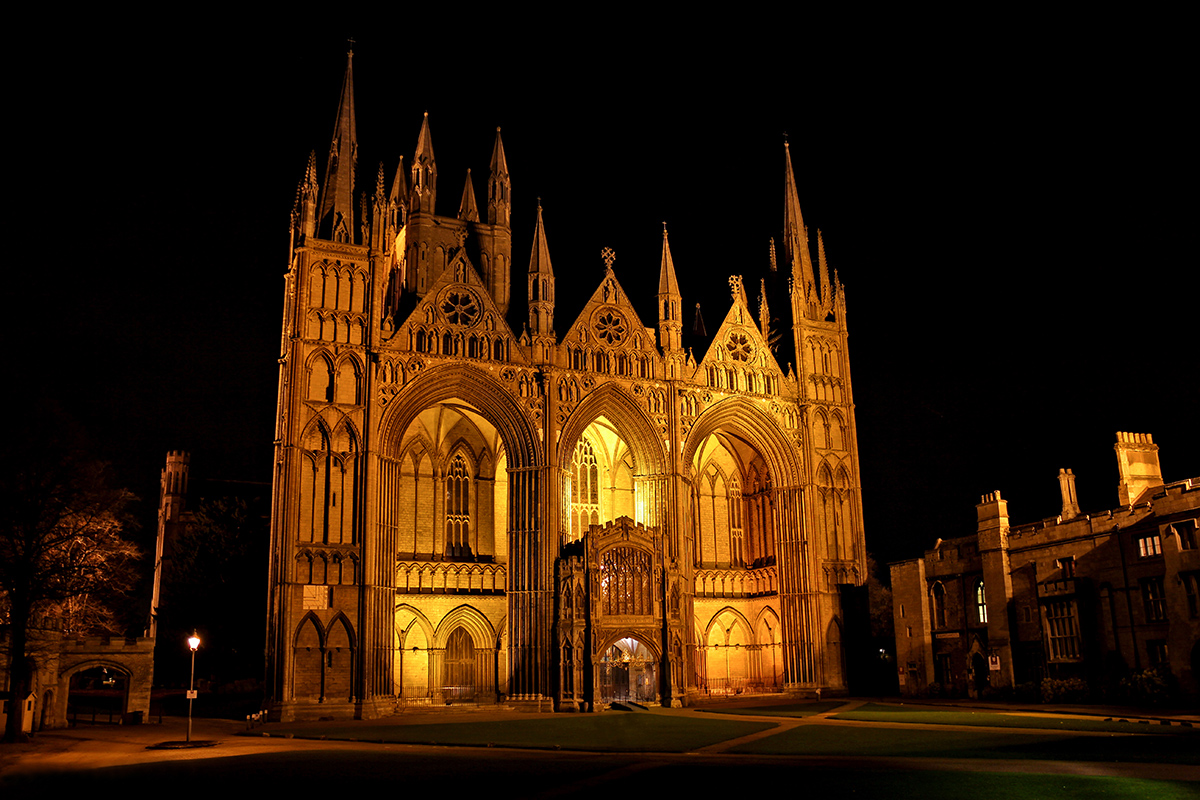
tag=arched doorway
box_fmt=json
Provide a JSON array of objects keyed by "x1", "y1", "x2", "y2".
[
  {"x1": 67, "y1": 666, "x2": 129, "y2": 726},
  {"x1": 600, "y1": 637, "x2": 657, "y2": 704},
  {"x1": 443, "y1": 627, "x2": 477, "y2": 701}
]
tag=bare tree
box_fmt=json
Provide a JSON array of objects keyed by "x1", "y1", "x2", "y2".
[{"x1": 0, "y1": 429, "x2": 139, "y2": 742}]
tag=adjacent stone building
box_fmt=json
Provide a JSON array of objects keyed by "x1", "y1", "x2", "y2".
[
  {"x1": 891, "y1": 433, "x2": 1200, "y2": 698},
  {"x1": 266, "y1": 51, "x2": 868, "y2": 721}
]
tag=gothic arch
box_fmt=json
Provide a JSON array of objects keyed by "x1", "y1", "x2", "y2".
[
  {"x1": 559, "y1": 383, "x2": 666, "y2": 474},
  {"x1": 703, "y1": 606, "x2": 756, "y2": 645},
  {"x1": 434, "y1": 604, "x2": 496, "y2": 650},
  {"x1": 595, "y1": 630, "x2": 662, "y2": 662},
  {"x1": 682, "y1": 397, "x2": 801, "y2": 488},
  {"x1": 379, "y1": 363, "x2": 541, "y2": 468}
]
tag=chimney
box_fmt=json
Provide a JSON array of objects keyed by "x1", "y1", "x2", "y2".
[
  {"x1": 1057, "y1": 468, "x2": 1080, "y2": 519},
  {"x1": 1115, "y1": 432, "x2": 1163, "y2": 505}
]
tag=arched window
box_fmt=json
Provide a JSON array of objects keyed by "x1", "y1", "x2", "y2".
[
  {"x1": 572, "y1": 439, "x2": 601, "y2": 540},
  {"x1": 445, "y1": 455, "x2": 472, "y2": 559},
  {"x1": 976, "y1": 580, "x2": 988, "y2": 624},
  {"x1": 729, "y1": 477, "x2": 745, "y2": 566},
  {"x1": 931, "y1": 582, "x2": 947, "y2": 629}
]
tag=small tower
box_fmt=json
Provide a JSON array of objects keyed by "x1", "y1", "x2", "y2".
[
  {"x1": 1058, "y1": 468, "x2": 1081, "y2": 519},
  {"x1": 411, "y1": 112, "x2": 437, "y2": 215},
  {"x1": 151, "y1": 451, "x2": 190, "y2": 639},
  {"x1": 488, "y1": 128, "x2": 510, "y2": 228},
  {"x1": 459, "y1": 170, "x2": 480, "y2": 222},
  {"x1": 1115, "y1": 432, "x2": 1163, "y2": 505},
  {"x1": 316, "y1": 49, "x2": 357, "y2": 243},
  {"x1": 657, "y1": 223, "x2": 683, "y2": 353},
  {"x1": 527, "y1": 201, "x2": 555, "y2": 361}
]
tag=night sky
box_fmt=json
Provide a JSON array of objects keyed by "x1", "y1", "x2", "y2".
[{"x1": 22, "y1": 20, "x2": 1196, "y2": 569}]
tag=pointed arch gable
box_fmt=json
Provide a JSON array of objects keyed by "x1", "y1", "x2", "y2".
[
  {"x1": 559, "y1": 382, "x2": 665, "y2": 474},
  {"x1": 683, "y1": 397, "x2": 801, "y2": 488},
  {"x1": 379, "y1": 364, "x2": 541, "y2": 468},
  {"x1": 434, "y1": 604, "x2": 497, "y2": 649},
  {"x1": 704, "y1": 606, "x2": 756, "y2": 645}
]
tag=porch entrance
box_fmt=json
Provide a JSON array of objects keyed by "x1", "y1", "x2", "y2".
[{"x1": 600, "y1": 637, "x2": 657, "y2": 704}]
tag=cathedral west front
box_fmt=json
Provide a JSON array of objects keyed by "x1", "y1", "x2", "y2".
[{"x1": 266, "y1": 51, "x2": 867, "y2": 720}]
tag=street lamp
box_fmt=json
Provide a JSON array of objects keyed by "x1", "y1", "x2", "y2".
[{"x1": 187, "y1": 632, "x2": 200, "y2": 743}]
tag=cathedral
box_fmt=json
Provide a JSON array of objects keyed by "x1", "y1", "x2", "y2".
[{"x1": 266, "y1": 52, "x2": 867, "y2": 720}]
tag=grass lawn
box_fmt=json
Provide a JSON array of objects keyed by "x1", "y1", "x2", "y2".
[
  {"x1": 730, "y1": 723, "x2": 1200, "y2": 765},
  {"x1": 698, "y1": 700, "x2": 847, "y2": 717},
  {"x1": 263, "y1": 712, "x2": 775, "y2": 752},
  {"x1": 833, "y1": 702, "x2": 1200, "y2": 736}
]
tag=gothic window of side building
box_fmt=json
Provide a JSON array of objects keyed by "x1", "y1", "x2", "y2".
[
  {"x1": 1141, "y1": 577, "x2": 1167, "y2": 622},
  {"x1": 1172, "y1": 519, "x2": 1198, "y2": 550},
  {"x1": 975, "y1": 580, "x2": 987, "y2": 624},
  {"x1": 1045, "y1": 600, "x2": 1080, "y2": 660},
  {"x1": 1184, "y1": 572, "x2": 1200, "y2": 619},
  {"x1": 931, "y1": 582, "x2": 947, "y2": 629},
  {"x1": 1057, "y1": 556, "x2": 1076, "y2": 577}
]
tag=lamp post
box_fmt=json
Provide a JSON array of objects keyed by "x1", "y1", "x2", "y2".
[{"x1": 187, "y1": 632, "x2": 200, "y2": 743}]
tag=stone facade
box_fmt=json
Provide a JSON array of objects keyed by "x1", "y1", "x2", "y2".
[
  {"x1": 266, "y1": 52, "x2": 868, "y2": 720},
  {"x1": 892, "y1": 433, "x2": 1200, "y2": 698}
]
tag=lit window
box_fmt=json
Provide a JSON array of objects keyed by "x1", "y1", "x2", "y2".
[
  {"x1": 571, "y1": 439, "x2": 601, "y2": 540},
  {"x1": 1137, "y1": 534, "x2": 1162, "y2": 558},
  {"x1": 975, "y1": 580, "x2": 988, "y2": 624},
  {"x1": 445, "y1": 455, "x2": 472, "y2": 559}
]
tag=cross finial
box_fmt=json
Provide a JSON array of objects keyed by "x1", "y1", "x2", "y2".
[
  {"x1": 347, "y1": 37, "x2": 356, "y2": 56},
  {"x1": 601, "y1": 247, "x2": 616, "y2": 270}
]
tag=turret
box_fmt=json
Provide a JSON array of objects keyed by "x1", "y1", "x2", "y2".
[
  {"x1": 657, "y1": 223, "x2": 683, "y2": 352},
  {"x1": 411, "y1": 112, "x2": 437, "y2": 214},
  {"x1": 527, "y1": 201, "x2": 555, "y2": 360},
  {"x1": 316, "y1": 50, "x2": 357, "y2": 243},
  {"x1": 459, "y1": 170, "x2": 480, "y2": 222},
  {"x1": 488, "y1": 128, "x2": 510, "y2": 228}
]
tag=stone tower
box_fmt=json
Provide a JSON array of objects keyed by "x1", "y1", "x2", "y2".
[{"x1": 265, "y1": 55, "x2": 868, "y2": 720}]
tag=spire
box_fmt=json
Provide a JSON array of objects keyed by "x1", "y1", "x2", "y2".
[
  {"x1": 527, "y1": 201, "x2": 555, "y2": 351},
  {"x1": 458, "y1": 169, "x2": 480, "y2": 222},
  {"x1": 299, "y1": 150, "x2": 319, "y2": 240},
  {"x1": 657, "y1": 223, "x2": 683, "y2": 352},
  {"x1": 817, "y1": 229, "x2": 833, "y2": 315},
  {"x1": 528, "y1": 201, "x2": 553, "y2": 278},
  {"x1": 783, "y1": 140, "x2": 814, "y2": 299},
  {"x1": 370, "y1": 162, "x2": 388, "y2": 249},
  {"x1": 317, "y1": 49, "x2": 358, "y2": 243},
  {"x1": 488, "y1": 127, "x2": 511, "y2": 228},
  {"x1": 758, "y1": 278, "x2": 771, "y2": 342},
  {"x1": 411, "y1": 112, "x2": 437, "y2": 214}
]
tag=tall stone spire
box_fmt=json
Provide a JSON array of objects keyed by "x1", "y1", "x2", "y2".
[
  {"x1": 657, "y1": 223, "x2": 683, "y2": 352},
  {"x1": 783, "y1": 141, "x2": 815, "y2": 304},
  {"x1": 817, "y1": 229, "x2": 834, "y2": 316},
  {"x1": 317, "y1": 49, "x2": 358, "y2": 243},
  {"x1": 488, "y1": 128, "x2": 510, "y2": 228},
  {"x1": 411, "y1": 112, "x2": 437, "y2": 214},
  {"x1": 298, "y1": 150, "x2": 319, "y2": 240},
  {"x1": 458, "y1": 169, "x2": 480, "y2": 222},
  {"x1": 527, "y1": 201, "x2": 555, "y2": 358},
  {"x1": 758, "y1": 278, "x2": 771, "y2": 344}
]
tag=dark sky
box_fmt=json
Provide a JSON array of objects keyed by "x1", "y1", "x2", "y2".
[{"x1": 22, "y1": 19, "x2": 1196, "y2": 567}]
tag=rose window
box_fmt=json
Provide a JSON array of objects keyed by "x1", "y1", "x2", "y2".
[
  {"x1": 594, "y1": 310, "x2": 627, "y2": 345},
  {"x1": 726, "y1": 332, "x2": 752, "y2": 362},
  {"x1": 441, "y1": 291, "x2": 479, "y2": 326}
]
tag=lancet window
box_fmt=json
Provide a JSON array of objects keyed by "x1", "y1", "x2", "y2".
[
  {"x1": 729, "y1": 477, "x2": 745, "y2": 566},
  {"x1": 600, "y1": 546, "x2": 652, "y2": 615},
  {"x1": 446, "y1": 455, "x2": 472, "y2": 558},
  {"x1": 572, "y1": 439, "x2": 601, "y2": 539}
]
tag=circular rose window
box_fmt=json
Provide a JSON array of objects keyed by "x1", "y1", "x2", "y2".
[{"x1": 441, "y1": 290, "x2": 480, "y2": 326}]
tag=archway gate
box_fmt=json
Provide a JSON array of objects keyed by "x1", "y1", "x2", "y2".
[{"x1": 554, "y1": 516, "x2": 685, "y2": 710}]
